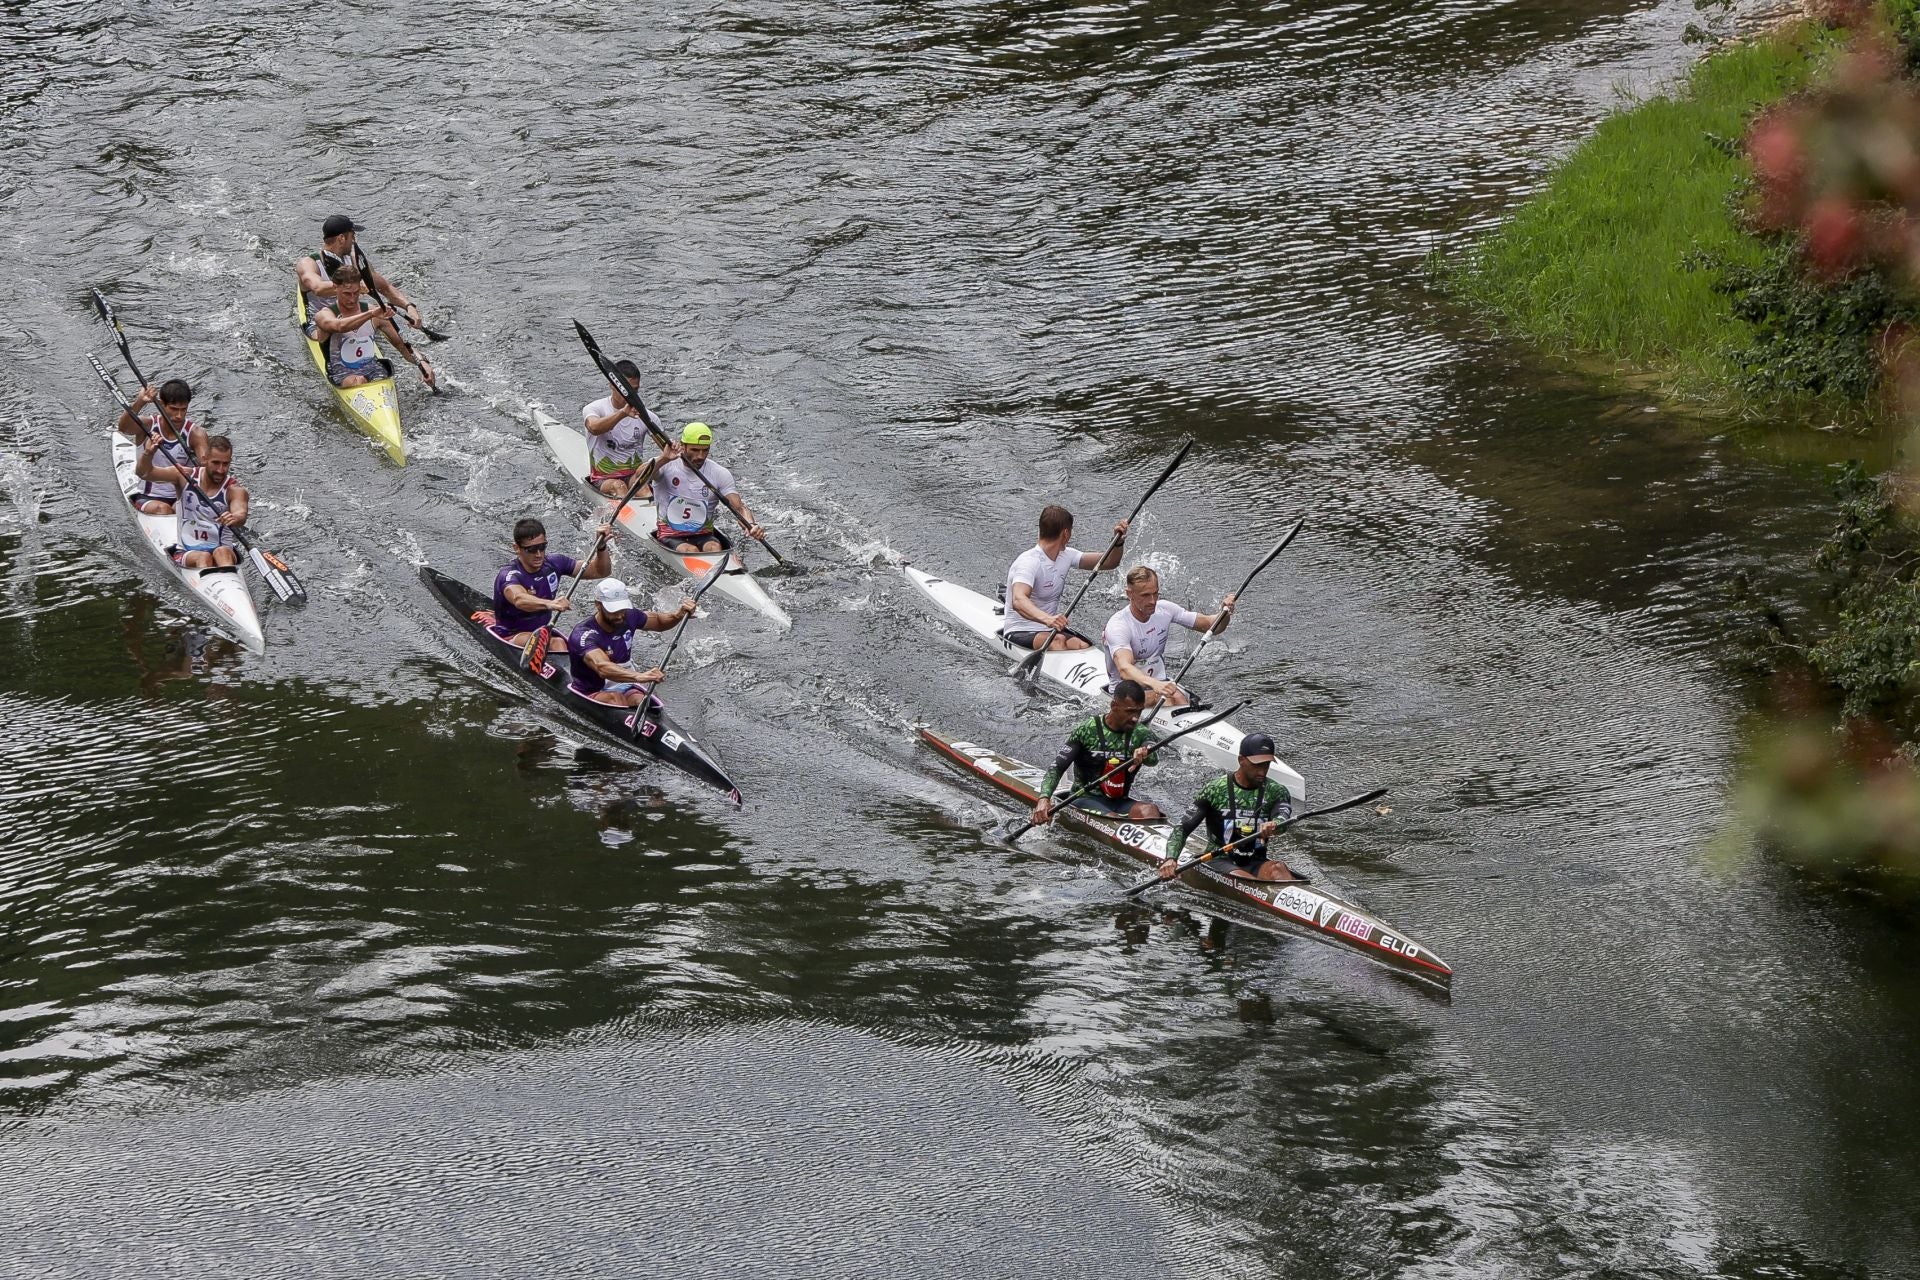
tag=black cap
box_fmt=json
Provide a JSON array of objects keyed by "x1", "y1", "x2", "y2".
[
  {"x1": 1237, "y1": 733, "x2": 1276, "y2": 763},
  {"x1": 321, "y1": 214, "x2": 362, "y2": 238}
]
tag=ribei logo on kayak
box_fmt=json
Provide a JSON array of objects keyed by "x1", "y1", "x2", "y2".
[{"x1": 1334, "y1": 912, "x2": 1372, "y2": 941}]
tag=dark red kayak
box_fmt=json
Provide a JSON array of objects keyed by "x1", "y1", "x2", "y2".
[{"x1": 421, "y1": 566, "x2": 740, "y2": 803}]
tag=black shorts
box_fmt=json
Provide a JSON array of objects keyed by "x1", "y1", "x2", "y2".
[
  {"x1": 1002, "y1": 628, "x2": 1091, "y2": 651},
  {"x1": 1065, "y1": 793, "x2": 1131, "y2": 818}
]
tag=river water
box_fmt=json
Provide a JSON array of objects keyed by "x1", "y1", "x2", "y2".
[{"x1": 2, "y1": 1, "x2": 1915, "y2": 1276}]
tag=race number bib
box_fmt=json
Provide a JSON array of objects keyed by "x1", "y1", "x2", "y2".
[
  {"x1": 340, "y1": 329, "x2": 378, "y2": 363},
  {"x1": 664, "y1": 492, "x2": 711, "y2": 532}
]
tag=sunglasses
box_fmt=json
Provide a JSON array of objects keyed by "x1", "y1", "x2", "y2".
[{"x1": 518, "y1": 541, "x2": 548, "y2": 553}]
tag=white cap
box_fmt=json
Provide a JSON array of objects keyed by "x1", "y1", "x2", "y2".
[{"x1": 595, "y1": 578, "x2": 636, "y2": 612}]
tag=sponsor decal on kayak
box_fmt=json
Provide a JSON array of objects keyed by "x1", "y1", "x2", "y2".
[
  {"x1": 1271, "y1": 884, "x2": 1320, "y2": 921},
  {"x1": 1334, "y1": 911, "x2": 1372, "y2": 941},
  {"x1": 1062, "y1": 660, "x2": 1103, "y2": 690},
  {"x1": 1376, "y1": 934, "x2": 1423, "y2": 960}
]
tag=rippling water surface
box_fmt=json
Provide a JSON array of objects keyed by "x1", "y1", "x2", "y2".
[{"x1": 3, "y1": 1, "x2": 1916, "y2": 1276}]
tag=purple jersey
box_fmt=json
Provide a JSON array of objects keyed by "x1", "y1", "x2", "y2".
[
  {"x1": 566, "y1": 612, "x2": 650, "y2": 696},
  {"x1": 491, "y1": 553, "x2": 579, "y2": 633}
]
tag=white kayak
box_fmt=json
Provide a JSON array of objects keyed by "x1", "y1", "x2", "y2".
[
  {"x1": 904, "y1": 563, "x2": 1303, "y2": 796},
  {"x1": 533, "y1": 408, "x2": 792, "y2": 629},
  {"x1": 111, "y1": 428, "x2": 265, "y2": 652}
]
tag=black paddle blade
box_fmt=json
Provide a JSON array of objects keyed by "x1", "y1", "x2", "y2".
[{"x1": 90, "y1": 287, "x2": 114, "y2": 324}]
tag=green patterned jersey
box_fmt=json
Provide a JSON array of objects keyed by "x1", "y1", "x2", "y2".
[
  {"x1": 1039, "y1": 715, "x2": 1160, "y2": 801},
  {"x1": 1165, "y1": 773, "x2": 1295, "y2": 862}
]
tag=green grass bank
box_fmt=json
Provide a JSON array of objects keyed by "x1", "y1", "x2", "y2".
[{"x1": 1446, "y1": 23, "x2": 1835, "y2": 405}]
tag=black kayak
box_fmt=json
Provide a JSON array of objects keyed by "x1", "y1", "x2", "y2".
[{"x1": 420, "y1": 566, "x2": 740, "y2": 803}]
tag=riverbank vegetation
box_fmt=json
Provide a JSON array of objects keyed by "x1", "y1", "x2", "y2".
[
  {"x1": 1446, "y1": 18, "x2": 1871, "y2": 411},
  {"x1": 1447, "y1": 3, "x2": 1920, "y2": 877}
]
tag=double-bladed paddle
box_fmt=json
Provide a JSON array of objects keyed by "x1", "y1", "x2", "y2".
[
  {"x1": 343, "y1": 247, "x2": 440, "y2": 394},
  {"x1": 352, "y1": 245, "x2": 450, "y2": 340},
  {"x1": 1141, "y1": 515, "x2": 1305, "y2": 729},
  {"x1": 632, "y1": 554, "x2": 730, "y2": 740},
  {"x1": 997, "y1": 699, "x2": 1248, "y2": 844},
  {"x1": 572, "y1": 319, "x2": 795, "y2": 573},
  {"x1": 519, "y1": 454, "x2": 661, "y2": 671},
  {"x1": 1120, "y1": 787, "x2": 1388, "y2": 897},
  {"x1": 87, "y1": 323, "x2": 308, "y2": 607},
  {"x1": 1011, "y1": 438, "x2": 1193, "y2": 678}
]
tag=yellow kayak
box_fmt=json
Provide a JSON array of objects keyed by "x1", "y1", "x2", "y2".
[{"x1": 296, "y1": 282, "x2": 406, "y2": 465}]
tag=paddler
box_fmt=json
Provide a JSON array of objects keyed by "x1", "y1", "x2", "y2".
[
  {"x1": 581, "y1": 360, "x2": 665, "y2": 497},
  {"x1": 650, "y1": 422, "x2": 765, "y2": 555},
  {"x1": 296, "y1": 214, "x2": 423, "y2": 335},
  {"x1": 133, "y1": 432, "x2": 249, "y2": 570},
  {"x1": 490, "y1": 517, "x2": 614, "y2": 651},
  {"x1": 1029, "y1": 680, "x2": 1165, "y2": 825},
  {"x1": 1102, "y1": 565, "x2": 1234, "y2": 709},
  {"x1": 311, "y1": 261, "x2": 437, "y2": 391},
  {"x1": 115, "y1": 378, "x2": 209, "y2": 515},
  {"x1": 1156, "y1": 733, "x2": 1300, "y2": 883},
  {"x1": 566, "y1": 579, "x2": 698, "y2": 707},
  {"x1": 1002, "y1": 506, "x2": 1128, "y2": 652}
]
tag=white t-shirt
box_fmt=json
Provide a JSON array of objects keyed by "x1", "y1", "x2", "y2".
[
  {"x1": 1002, "y1": 543, "x2": 1085, "y2": 636},
  {"x1": 1102, "y1": 600, "x2": 1199, "y2": 684},
  {"x1": 581, "y1": 396, "x2": 660, "y2": 475},
  {"x1": 654, "y1": 457, "x2": 738, "y2": 533}
]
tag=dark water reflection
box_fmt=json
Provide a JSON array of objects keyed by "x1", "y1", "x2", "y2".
[{"x1": 1, "y1": 0, "x2": 1916, "y2": 1275}]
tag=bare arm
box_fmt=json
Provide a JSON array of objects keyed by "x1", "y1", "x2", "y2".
[
  {"x1": 502, "y1": 583, "x2": 558, "y2": 612},
  {"x1": 1109, "y1": 645, "x2": 1156, "y2": 687},
  {"x1": 1192, "y1": 592, "x2": 1236, "y2": 636},
  {"x1": 116, "y1": 385, "x2": 156, "y2": 440},
  {"x1": 218, "y1": 482, "x2": 249, "y2": 528},
  {"x1": 134, "y1": 434, "x2": 187, "y2": 487},
  {"x1": 582, "y1": 530, "x2": 615, "y2": 580},
  {"x1": 585, "y1": 403, "x2": 634, "y2": 436},
  {"x1": 639, "y1": 600, "x2": 697, "y2": 633},
  {"x1": 368, "y1": 267, "x2": 411, "y2": 312},
  {"x1": 1009, "y1": 582, "x2": 1064, "y2": 629},
  {"x1": 582, "y1": 646, "x2": 667, "y2": 685},
  {"x1": 295, "y1": 258, "x2": 336, "y2": 302},
  {"x1": 722, "y1": 491, "x2": 764, "y2": 538},
  {"x1": 1077, "y1": 518, "x2": 1129, "y2": 570},
  {"x1": 314, "y1": 304, "x2": 388, "y2": 336}
]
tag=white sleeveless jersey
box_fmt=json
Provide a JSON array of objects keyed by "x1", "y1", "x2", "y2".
[
  {"x1": 582, "y1": 396, "x2": 660, "y2": 473},
  {"x1": 326, "y1": 297, "x2": 380, "y2": 364},
  {"x1": 177, "y1": 469, "x2": 234, "y2": 552},
  {"x1": 137, "y1": 417, "x2": 197, "y2": 502},
  {"x1": 1102, "y1": 600, "x2": 1199, "y2": 684},
  {"x1": 1001, "y1": 543, "x2": 1085, "y2": 636},
  {"x1": 653, "y1": 457, "x2": 737, "y2": 533}
]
